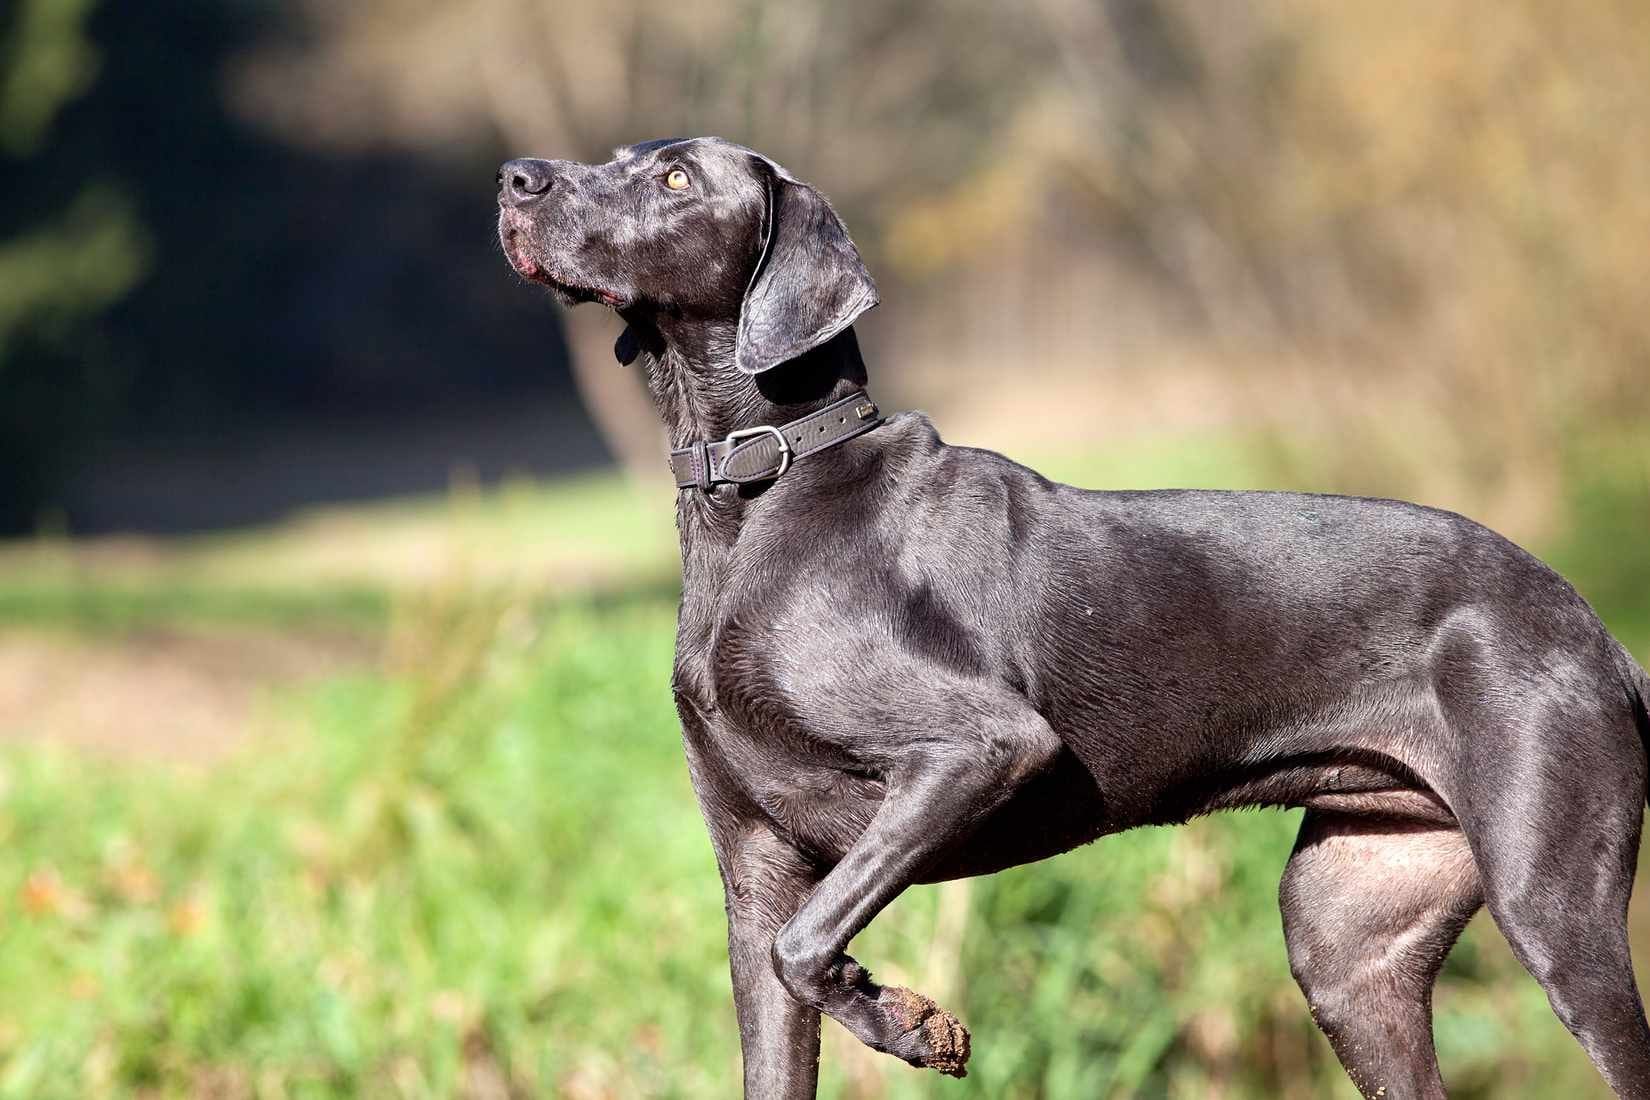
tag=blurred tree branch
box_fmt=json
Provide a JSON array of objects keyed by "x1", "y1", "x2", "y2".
[
  {"x1": 226, "y1": 0, "x2": 1650, "y2": 532},
  {"x1": 0, "y1": 0, "x2": 101, "y2": 156},
  {"x1": 0, "y1": 0, "x2": 149, "y2": 531},
  {"x1": 229, "y1": 0, "x2": 1043, "y2": 483},
  {"x1": 0, "y1": 0, "x2": 144, "y2": 356}
]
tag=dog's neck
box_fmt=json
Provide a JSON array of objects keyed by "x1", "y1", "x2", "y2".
[
  {"x1": 620, "y1": 311, "x2": 872, "y2": 577},
  {"x1": 624, "y1": 311, "x2": 870, "y2": 451}
]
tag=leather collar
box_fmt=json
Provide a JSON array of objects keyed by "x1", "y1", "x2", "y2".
[{"x1": 669, "y1": 391, "x2": 882, "y2": 491}]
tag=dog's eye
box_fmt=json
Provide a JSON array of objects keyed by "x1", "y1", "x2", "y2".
[{"x1": 664, "y1": 169, "x2": 690, "y2": 191}]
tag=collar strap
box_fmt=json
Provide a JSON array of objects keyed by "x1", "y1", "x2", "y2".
[{"x1": 669, "y1": 391, "x2": 882, "y2": 491}]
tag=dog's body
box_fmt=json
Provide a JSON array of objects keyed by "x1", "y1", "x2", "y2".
[{"x1": 498, "y1": 138, "x2": 1650, "y2": 1098}]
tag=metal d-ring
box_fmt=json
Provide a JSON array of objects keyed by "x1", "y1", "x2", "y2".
[{"x1": 723, "y1": 424, "x2": 792, "y2": 480}]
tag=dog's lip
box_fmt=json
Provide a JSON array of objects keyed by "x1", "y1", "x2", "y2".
[
  {"x1": 545, "y1": 272, "x2": 630, "y2": 308},
  {"x1": 501, "y1": 227, "x2": 629, "y2": 307},
  {"x1": 501, "y1": 226, "x2": 544, "y2": 279}
]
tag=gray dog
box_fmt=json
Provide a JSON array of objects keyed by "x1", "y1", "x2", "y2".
[{"x1": 496, "y1": 137, "x2": 1650, "y2": 1099}]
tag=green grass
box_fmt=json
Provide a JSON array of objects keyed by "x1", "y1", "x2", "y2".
[
  {"x1": 0, "y1": 598, "x2": 729, "y2": 1099},
  {"x1": 0, "y1": 592, "x2": 1622, "y2": 1099},
  {"x1": 0, "y1": 593, "x2": 1623, "y2": 1100},
  {"x1": 0, "y1": 581, "x2": 391, "y2": 634},
  {"x1": 0, "y1": 468, "x2": 678, "y2": 634},
  {"x1": 0, "y1": 441, "x2": 1645, "y2": 1097}
]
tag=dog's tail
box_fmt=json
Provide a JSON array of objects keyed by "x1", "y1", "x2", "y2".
[{"x1": 1616, "y1": 639, "x2": 1650, "y2": 808}]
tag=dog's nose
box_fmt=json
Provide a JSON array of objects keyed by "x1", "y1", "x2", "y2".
[{"x1": 498, "y1": 158, "x2": 557, "y2": 206}]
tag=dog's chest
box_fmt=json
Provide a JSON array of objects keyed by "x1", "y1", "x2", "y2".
[{"x1": 672, "y1": 643, "x2": 883, "y2": 863}]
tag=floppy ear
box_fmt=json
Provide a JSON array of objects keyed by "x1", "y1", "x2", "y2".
[{"x1": 735, "y1": 161, "x2": 878, "y2": 375}]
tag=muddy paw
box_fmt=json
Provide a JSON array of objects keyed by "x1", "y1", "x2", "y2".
[{"x1": 879, "y1": 985, "x2": 972, "y2": 1078}]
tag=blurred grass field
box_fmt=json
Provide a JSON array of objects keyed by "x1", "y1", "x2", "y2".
[{"x1": 0, "y1": 433, "x2": 1646, "y2": 1099}]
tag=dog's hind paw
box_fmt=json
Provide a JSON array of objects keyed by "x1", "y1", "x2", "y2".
[{"x1": 879, "y1": 985, "x2": 972, "y2": 1077}]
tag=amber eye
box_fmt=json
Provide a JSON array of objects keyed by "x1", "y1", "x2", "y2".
[{"x1": 665, "y1": 169, "x2": 690, "y2": 191}]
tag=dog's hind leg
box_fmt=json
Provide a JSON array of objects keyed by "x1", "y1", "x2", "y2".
[
  {"x1": 1280, "y1": 812, "x2": 1483, "y2": 1100},
  {"x1": 768, "y1": 689, "x2": 1062, "y2": 1077},
  {"x1": 1451, "y1": 718, "x2": 1650, "y2": 1095}
]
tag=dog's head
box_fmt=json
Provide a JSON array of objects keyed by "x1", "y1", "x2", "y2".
[{"x1": 497, "y1": 137, "x2": 876, "y2": 374}]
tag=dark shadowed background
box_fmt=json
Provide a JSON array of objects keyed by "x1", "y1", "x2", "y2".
[{"x1": 1, "y1": 1, "x2": 1647, "y2": 1097}]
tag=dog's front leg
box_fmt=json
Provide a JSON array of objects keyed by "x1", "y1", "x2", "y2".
[
  {"x1": 771, "y1": 691, "x2": 1062, "y2": 1077},
  {"x1": 722, "y1": 825, "x2": 824, "y2": 1099},
  {"x1": 683, "y1": 729, "x2": 825, "y2": 1098}
]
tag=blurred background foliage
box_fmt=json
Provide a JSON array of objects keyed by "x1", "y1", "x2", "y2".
[{"x1": 0, "y1": 0, "x2": 1647, "y2": 1096}]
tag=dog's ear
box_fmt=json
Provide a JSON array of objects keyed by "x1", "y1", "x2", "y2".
[{"x1": 735, "y1": 159, "x2": 878, "y2": 375}]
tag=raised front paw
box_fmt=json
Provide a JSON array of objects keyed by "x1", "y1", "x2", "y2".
[{"x1": 876, "y1": 984, "x2": 972, "y2": 1078}]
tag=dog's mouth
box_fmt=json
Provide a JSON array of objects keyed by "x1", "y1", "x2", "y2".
[{"x1": 500, "y1": 223, "x2": 628, "y2": 308}]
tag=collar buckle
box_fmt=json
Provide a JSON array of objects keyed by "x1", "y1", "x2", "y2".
[
  {"x1": 669, "y1": 390, "x2": 880, "y2": 491},
  {"x1": 722, "y1": 424, "x2": 792, "y2": 480}
]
